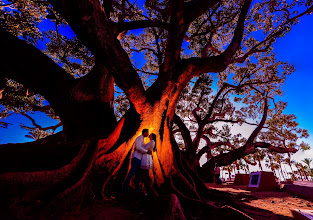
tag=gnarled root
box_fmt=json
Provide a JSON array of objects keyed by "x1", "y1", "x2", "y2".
[
  {"x1": 0, "y1": 140, "x2": 98, "y2": 219},
  {"x1": 152, "y1": 138, "x2": 254, "y2": 219},
  {"x1": 158, "y1": 174, "x2": 253, "y2": 220}
]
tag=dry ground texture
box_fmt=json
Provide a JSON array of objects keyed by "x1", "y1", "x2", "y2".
[
  {"x1": 73, "y1": 183, "x2": 313, "y2": 219},
  {"x1": 206, "y1": 183, "x2": 313, "y2": 219}
]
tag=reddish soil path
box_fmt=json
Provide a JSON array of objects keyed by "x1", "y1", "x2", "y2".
[{"x1": 206, "y1": 183, "x2": 313, "y2": 219}]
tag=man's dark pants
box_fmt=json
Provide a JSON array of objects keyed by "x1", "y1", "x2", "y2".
[
  {"x1": 215, "y1": 174, "x2": 222, "y2": 185},
  {"x1": 123, "y1": 157, "x2": 141, "y2": 194}
]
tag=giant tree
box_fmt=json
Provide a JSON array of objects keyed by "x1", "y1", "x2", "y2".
[{"x1": 0, "y1": 0, "x2": 312, "y2": 219}]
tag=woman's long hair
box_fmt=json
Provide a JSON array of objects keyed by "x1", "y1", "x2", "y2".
[{"x1": 151, "y1": 133, "x2": 156, "y2": 151}]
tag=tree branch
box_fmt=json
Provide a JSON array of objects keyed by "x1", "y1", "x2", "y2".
[
  {"x1": 49, "y1": 0, "x2": 147, "y2": 113},
  {"x1": 161, "y1": 0, "x2": 185, "y2": 74},
  {"x1": 231, "y1": 48, "x2": 268, "y2": 64},
  {"x1": 255, "y1": 142, "x2": 297, "y2": 153},
  {"x1": 287, "y1": 5, "x2": 313, "y2": 22},
  {"x1": 202, "y1": 79, "x2": 274, "y2": 125},
  {"x1": 232, "y1": 5, "x2": 313, "y2": 64},
  {"x1": 184, "y1": 0, "x2": 221, "y2": 24},
  {"x1": 246, "y1": 98, "x2": 268, "y2": 145},
  {"x1": 191, "y1": 85, "x2": 231, "y2": 152},
  {"x1": 179, "y1": 0, "x2": 252, "y2": 78},
  {"x1": 131, "y1": 47, "x2": 159, "y2": 57},
  {"x1": 197, "y1": 145, "x2": 210, "y2": 158},
  {"x1": 28, "y1": 104, "x2": 53, "y2": 113},
  {"x1": 162, "y1": 0, "x2": 223, "y2": 74},
  {"x1": 113, "y1": 19, "x2": 168, "y2": 35},
  {"x1": 203, "y1": 83, "x2": 230, "y2": 122},
  {"x1": 192, "y1": 107, "x2": 203, "y2": 124},
  {"x1": 145, "y1": 0, "x2": 168, "y2": 14},
  {"x1": 243, "y1": 157, "x2": 257, "y2": 166},
  {"x1": 202, "y1": 99, "x2": 294, "y2": 169},
  {"x1": 223, "y1": 0, "x2": 252, "y2": 63},
  {"x1": 185, "y1": 7, "x2": 217, "y2": 42},
  {"x1": 173, "y1": 113, "x2": 193, "y2": 152},
  {"x1": 20, "y1": 112, "x2": 62, "y2": 131},
  {"x1": 180, "y1": 54, "x2": 228, "y2": 80},
  {"x1": 135, "y1": 68, "x2": 158, "y2": 76},
  {"x1": 149, "y1": 0, "x2": 250, "y2": 100},
  {"x1": 209, "y1": 99, "x2": 267, "y2": 167},
  {"x1": 0, "y1": 2, "x2": 14, "y2": 9},
  {"x1": 152, "y1": 27, "x2": 163, "y2": 66},
  {"x1": 197, "y1": 141, "x2": 235, "y2": 159},
  {"x1": 0, "y1": 28, "x2": 75, "y2": 119},
  {"x1": 201, "y1": 134, "x2": 211, "y2": 147},
  {"x1": 205, "y1": 107, "x2": 232, "y2": 124},
  {"x1": 193, "y1": 83, "x2": 268, "y2": 155},
  {"x1": 72, "y1": 60, "x2": 114, "y2": 103},
  {"x1": 209, "y1": 119, "x2": 242, "y2": 124}
]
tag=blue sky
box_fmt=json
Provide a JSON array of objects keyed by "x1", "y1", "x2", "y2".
[
  {"x1": 1, "y1": 10, "x2": 313, "y2": 167},
  {"x1": 275, "y1": 15, "x2": 313, "y2": 134},
  {"x1": 275, "y1": 15, "x2": 313, "y2": 146},
  {"x1": 274, "y1": 14, "x2": 313, "y2": 165}
]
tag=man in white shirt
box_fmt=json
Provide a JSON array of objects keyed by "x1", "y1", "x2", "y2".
[{"x1": 123, "y1": 129, "x2": 152, "y2": 194}]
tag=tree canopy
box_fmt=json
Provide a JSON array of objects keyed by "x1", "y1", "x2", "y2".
[{"x1": 1, "y1": 0, "x2": 312, "y2": 139}]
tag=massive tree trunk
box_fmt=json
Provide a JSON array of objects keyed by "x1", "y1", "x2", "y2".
[{"x1": 96, "y1": 105, "x2": 174, "y2": 195}]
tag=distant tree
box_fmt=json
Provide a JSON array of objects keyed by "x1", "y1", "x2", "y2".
[
  {"x1": 0, "y1": 0, "x2": 312, "y2": 218},
  {"x1": 302, "y1": 158, "x2": 312, "y2": 170},
  {"x1": 254, "y1": 149, "x2": 266, "y2": 171},
  {"x1": 284, "y1": 157, "x2": 296, "y2": 180},
  {"x1": 222, "y1": 164, "x2": 235, "y2": 181},
  {"x1": 302, "y1": 158, "x2": 313, "y2": 180},
  {"x1": 295, "y1": 162, "x2": 309, "y2": 180},
  {"x1": 265, "y1": 154, "x2": 277, "y2": 176},
  {"x1": 25, "y1": 129, "x2": 53, "y2": 141}
]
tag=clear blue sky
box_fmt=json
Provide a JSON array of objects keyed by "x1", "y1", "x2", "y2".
[
  {"x1": 274, "y1": 14, "x2": 313, "y2": 163},
  {"x1": 1, "y1": 12, "x2": 313, "y2": 165}
]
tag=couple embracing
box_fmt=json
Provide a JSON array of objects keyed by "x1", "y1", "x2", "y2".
[{"x1": 123, "y1": 129, "x2": 157, "y2": 196}]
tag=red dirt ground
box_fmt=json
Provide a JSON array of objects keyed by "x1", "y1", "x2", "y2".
[
  {"x1": 75, "y1": 183, "x2": 313, "y2": 219},
  {"x1": 206, "y1": 183, "x2": 313, "y2": 219}
]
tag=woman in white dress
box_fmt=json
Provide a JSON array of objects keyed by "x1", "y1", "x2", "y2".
[{"x1": 140, "y1": 133, "x2": 158, "y2": 196}]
